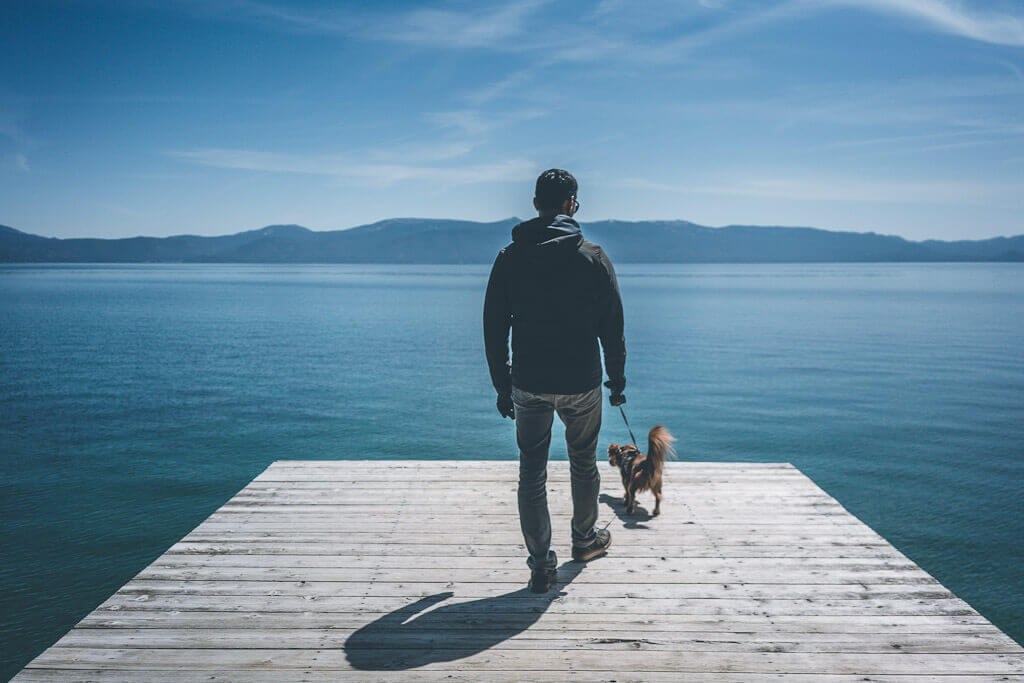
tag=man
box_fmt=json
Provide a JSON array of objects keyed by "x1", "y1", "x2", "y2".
[{"x1": 483, "y1": 169, "x2": 627, "y2": 593}]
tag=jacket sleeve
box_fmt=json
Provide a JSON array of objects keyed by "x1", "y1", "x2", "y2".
[
  {"x1": 483, "y1": 249, "x2": 513, "y2": 395},
  {"x1": 597, "y1": 249, "x2": 626, "y2": 385}
]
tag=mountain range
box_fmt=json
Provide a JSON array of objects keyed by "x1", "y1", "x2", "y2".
[{"x1": 2, "y1": 219, "x2": 1022, "y2": 263}]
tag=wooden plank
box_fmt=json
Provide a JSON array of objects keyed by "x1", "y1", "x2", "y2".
[
  {"x1": 139, "y1": 555, "x2": 926, "y2": 573},
  {"x1": 263, "y1": 460, "x2": 796, "y2": 466},
  {"x1": 225, "y1": 497, "x2": 848, "y2": 511},
  {"x1": 197, "y1": 517, "x2": 870, "y2": 529},
  {"x1": 152, "y1": 545, "x2": 905, "y2": 559},
  {"x1": 132, "y1": 557, "x2": 932, "y2": 573},
  {"x1": 49, "y1": 628, "x2": 1023, "y2": 654},
  {"x1": 252, "y1": 474, "x2": 818, "y2": 483},
  {"x1": 91, "y1": 594, "x2": 983, "y2": 617},
  {"x1": 190, "y1": 521, "x2": 876, "y2": 533},
  {"x1": 20, "y1": 648, "x2": 1024, "y2": 674},
  {"x1": 15, "y1": 460, "x2": 1023, "y2": 680},
  {"x1": 73, "y1": 611, "x2": 999, "y2": 633},
  {"x1": 111, "y1": 580, "x2": 952, "y2": 600},
  {"x1": 13, "y1": 672, "x2": 1024, "y2": 682},
  {"x1": 161, "y1": 532, "x2": 888, "y2": 548},
  {"x1": 124, "y1": 572, "x2": 940, "y2": 589}
]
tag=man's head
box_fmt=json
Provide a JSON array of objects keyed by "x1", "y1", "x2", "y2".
[{"x1": 534, "y1": 169, "x2": 578, "y2": 217}]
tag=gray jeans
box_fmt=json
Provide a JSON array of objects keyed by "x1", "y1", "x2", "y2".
[{"x1": 512, "y1": 385, "x2": 602, "y2": 570}]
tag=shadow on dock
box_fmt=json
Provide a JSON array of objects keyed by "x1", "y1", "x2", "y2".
[
  {"x1": 599, "y1": 492, "x2": 652, "y2": 529},
  {"x1": 344, "y1": 560, "x2": 585, "y2": 670}
]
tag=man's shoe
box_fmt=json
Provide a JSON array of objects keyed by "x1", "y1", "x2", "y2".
[
  {"x1": 572, "y1": 528, "x2": 612, "y2": 562},
  {"x1": 528, "y1": 566, "x2": 557, "y2": 593}
]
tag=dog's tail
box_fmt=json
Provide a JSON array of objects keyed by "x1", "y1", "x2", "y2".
[{"x1": 647, "y1": 425, "x2": 677, "y2": 469}]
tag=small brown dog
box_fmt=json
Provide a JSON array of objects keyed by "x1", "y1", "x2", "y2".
[{"x1": 608, "y1": 425, "x2": 676, "y2": 516}]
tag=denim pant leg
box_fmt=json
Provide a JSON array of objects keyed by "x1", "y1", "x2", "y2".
[
  {"x1": 512, "y1": 387, "x2": 557, "y2": 570},
  {"x1": 555, "y1": 387, "x2": 603, "y2": 548}
]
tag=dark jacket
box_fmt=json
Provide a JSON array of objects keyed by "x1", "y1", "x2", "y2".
[{"x1": 483, "y1": 214, "x2": 626, "y2": 395}]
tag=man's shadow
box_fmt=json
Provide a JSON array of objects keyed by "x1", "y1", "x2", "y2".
[
  {"x1": 344, "y1": 560, "x2": 585, "y2": 670},
  {"x1": 599, "y1": 492, "x2": 652, "y2": 529}
]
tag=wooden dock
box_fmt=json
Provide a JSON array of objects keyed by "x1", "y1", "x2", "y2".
[{"x1": 15, "y1": 460, "x2": 1024, "y2": 681}]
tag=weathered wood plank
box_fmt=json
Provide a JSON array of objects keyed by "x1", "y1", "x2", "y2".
[
  {"x1": 165, "y1": 532, "x2": 888, "y2": 548},
  {"x1": 136, "y1": 562, "x2": 933, "y2": 582},
  {"x1": 138, "y1": 557, "x2": 929, "y2": 577},
  {"x1": 153, "y1": 545, "x2": 906, "y2": 560},
  {"x1": 112, "y1": 579, "x2": 952, "y2": 601},
  {"x1": 49, "y1": 628, "x2": 1022, "y2": 654},
  {"x1": 92, "y1": 593, "x2": 983, "y2": 617},
  {"x1": 73, "y1": 611, "x2": 999, "y2": 633},
  {"x1": 16, "y1": 671, "x2": 1024, "y2": 682},
  {"x1": 20, "y1": 648, "x2": 1024, "y2": 674}
]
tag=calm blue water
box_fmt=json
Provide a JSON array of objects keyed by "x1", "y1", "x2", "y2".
[{"x1": 1, "y1": 262, "x2": 1022, "y2": 676}]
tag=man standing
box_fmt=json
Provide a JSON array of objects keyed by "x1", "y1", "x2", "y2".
[{"x1": 484, "y1": 169, "x2": 627, "y2": 593}]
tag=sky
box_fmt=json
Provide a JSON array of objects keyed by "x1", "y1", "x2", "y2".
[{"x1": 2, "y1": 0, "x2": 1024, "y2": 241}]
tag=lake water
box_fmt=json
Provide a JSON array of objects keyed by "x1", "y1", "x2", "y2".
[{"x1": 1, "y1": 262, "x2": 1022, "y2": 676}]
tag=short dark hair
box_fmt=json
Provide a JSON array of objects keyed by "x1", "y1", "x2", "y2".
[{"x1": 535, "y1": 169, "x2": 577, "y2": 212}]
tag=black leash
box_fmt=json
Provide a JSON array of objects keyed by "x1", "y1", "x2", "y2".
[{"x1": 618, "y1": 405, "x2": 638, "y2": 448}]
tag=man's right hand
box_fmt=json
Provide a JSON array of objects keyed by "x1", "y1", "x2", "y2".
[{"x1": 497, "y1": 393, "x2": 515, "y2": 420}]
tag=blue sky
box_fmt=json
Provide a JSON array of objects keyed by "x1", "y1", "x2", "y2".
[{"x1": 2, "y1": 0, "x2": 1023, "y2": 240}]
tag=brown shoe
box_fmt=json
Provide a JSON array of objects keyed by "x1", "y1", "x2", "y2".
[
  {"x1": 528, "y1": 566, "x2": 558, "y2": 593},
  {"x1": 572, "y1": 528, "x2": 611, "y2": 562}
]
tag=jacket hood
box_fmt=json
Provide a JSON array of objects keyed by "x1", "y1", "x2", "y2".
[{"x1": 510, "y1": 215, "x2": 584, "y2": 258}]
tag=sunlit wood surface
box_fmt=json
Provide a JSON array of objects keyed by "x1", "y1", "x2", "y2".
[{"x1": 15, "y1": 460, "x2": 1024, "y2": 681}]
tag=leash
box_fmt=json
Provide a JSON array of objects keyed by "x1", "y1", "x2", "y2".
[{"x1": 618, "y1": 405, "x2": 638, "y2": 448}]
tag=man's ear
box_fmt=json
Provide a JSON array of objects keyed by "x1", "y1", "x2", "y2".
[{"x1": 533, "y1": 197, "x2": 542, "y2": 212}]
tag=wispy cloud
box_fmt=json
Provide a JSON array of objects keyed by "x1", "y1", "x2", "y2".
[
  {"x1": 172, "y1": 147, "x2": 534, "y2": 186},
  {"x1": 830, "y1": 0, "x2": 1024, "y2": 47},
  {"x1": 996, "y1": 59, "x2": 1024, "y2": 83},
  {"x1": 427, "y1": 107, "x2": 545, "y2": 137},
  {"x1": 185, "y1": 0, "x2": 550, "y2": 49},
  {"x1": 637, "y1": 1, "x2": 811, "y2": 63},
  {"x1": 365, "y1": 140, "x2": 478, "y2": 165},
  {"x1": 181, "y1": 0, "x2": 365, "y2": 35},
  {"x1": 370, "y1": 0, "x2": 550, "y2": 48},
  {"x1": 622, "y1": 173, "x2": 1023, "y2": 204},
  {"x1": 462, "y1": 69, "x2": 536, "y2": 106}
]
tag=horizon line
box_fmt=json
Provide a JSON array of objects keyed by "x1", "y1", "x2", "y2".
[{"x1": 3, "y1": 218, "x2": 1023, "y2": 244}]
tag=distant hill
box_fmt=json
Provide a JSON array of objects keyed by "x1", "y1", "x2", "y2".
[{"x1": 1, "y1": 219, "x2": 1022, "y2": 263}]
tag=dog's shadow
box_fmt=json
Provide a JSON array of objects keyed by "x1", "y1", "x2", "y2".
[
  {"x1": 599, "y1": 492, "x2": 653, "y2": 529},
  {"x1": 344, "y1": 560, "x2": 585, "y2": 670}
]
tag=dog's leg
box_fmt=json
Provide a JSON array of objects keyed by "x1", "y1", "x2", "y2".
[
  {"x1": 626, "y1": 488, "x2": 636, "y2": 514},
  {"x1": 652, "y1": 483, "x2": 662, "y2": 517}
]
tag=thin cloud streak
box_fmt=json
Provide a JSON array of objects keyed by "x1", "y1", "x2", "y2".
[
  {"x1": 183, "y1": 0, "x2": 551, "y2": 49},
  {"x1": 830, "y1": 0, "x2": 1024, "y2": 47},
  {"x1": 372, "y1": 0, "x2": 550, "y2": 48},
  {"x1": 427, "y1": 108, "x2": 545, "y2": 137},
  {"x1": 172, "y1": 147, "x2": 535, "y2": 186},
  {"x1": 622, "y1": 174, "x2": 1023, "y2": 205}
]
